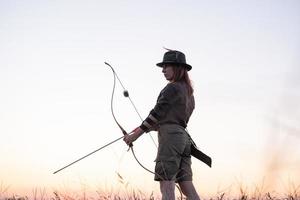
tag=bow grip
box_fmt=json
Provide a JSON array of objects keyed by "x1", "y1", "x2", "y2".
[{"x1": 121, "y1": 129, "x2": 133, "y2": 147}]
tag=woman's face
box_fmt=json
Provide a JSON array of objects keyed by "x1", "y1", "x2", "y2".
[{"x1": 162, "y1": 65, "x2": 174, "y2": 81}]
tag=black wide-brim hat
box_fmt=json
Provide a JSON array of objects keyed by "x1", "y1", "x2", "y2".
[{"x1": 156, "y1": 50, "x2": 192, "y2": 71}]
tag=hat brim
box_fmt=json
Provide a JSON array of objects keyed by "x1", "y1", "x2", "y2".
[{"x1": 156, "y1": 62, "x2": 192, "y2": 71}]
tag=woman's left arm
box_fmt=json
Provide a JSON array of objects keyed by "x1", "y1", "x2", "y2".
[{"x1": 140, "y1": 83, "x2": 178, "y2": 132}]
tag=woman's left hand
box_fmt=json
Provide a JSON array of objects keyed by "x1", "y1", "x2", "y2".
[{"x1": 123, "y1": 127, "x2": 144, "y2": 146}]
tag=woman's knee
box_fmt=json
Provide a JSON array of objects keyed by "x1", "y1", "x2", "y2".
[{"x1": 160, "y1": 181, "x2": 175, "y2": 191}]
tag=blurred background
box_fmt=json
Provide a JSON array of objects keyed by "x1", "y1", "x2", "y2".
[{"x1": 0, "y1": 0, "x2": 299, "y2": 198}]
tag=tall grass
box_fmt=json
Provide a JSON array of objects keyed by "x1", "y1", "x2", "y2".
[
  {"x1": 1, "y1": 176, "x2": 299, "y2": 200},
  {"x1": 1, "y1": 186, "x2": 299, "y2": 200}
]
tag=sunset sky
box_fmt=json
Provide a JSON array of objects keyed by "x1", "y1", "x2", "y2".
[{"x1": 0, "y1": 0, "x2": 299, "y2": 197}]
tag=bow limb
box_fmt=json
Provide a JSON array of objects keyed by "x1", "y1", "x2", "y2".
[
  {"x1": 104, "y1": 62, "x2": 163, "y2": 180},
  {"x1": 105, "y1": 62, "x2": 132, "y2": 147}
]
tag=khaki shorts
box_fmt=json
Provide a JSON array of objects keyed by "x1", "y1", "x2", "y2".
[{"x1": 154, "y1": 124, "x2": 192, "y2": 182}]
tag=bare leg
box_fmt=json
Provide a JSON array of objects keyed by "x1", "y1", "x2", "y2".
[
  {"x1": 160, "y1": 181, "x2": 175, "y2": 200},
  {"x1": 179, "y1": 181, "x2": 200, "y2": 200}
]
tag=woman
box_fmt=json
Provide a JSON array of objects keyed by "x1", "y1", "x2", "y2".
[{"x1": 124, "y1": 50, "x2": 200, "y2": 200}]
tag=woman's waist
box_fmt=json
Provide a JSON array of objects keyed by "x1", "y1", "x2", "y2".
[
  {"x1": 158, "y1": 123, "x2": 187, "y2": 133},
  {"x1": 158, "y1": 120, "x2": 187, "y2": 129}
]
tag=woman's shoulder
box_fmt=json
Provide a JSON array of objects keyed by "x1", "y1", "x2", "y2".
[
  {"x1": 161, "y1": 82, "x2": 189, "y2": 96},
  {"x1": 159, "y1": 82, "x2": 178, "y2": 96},
  {"x1": 163, "y1": 82, "x2": 180, "y2": 91},
  {"x1": 169, "y1": 81, "x2": 187, "y2": 91},
  {"x1": 169, "y1": 81, "x2": 185, "y2": 88}
]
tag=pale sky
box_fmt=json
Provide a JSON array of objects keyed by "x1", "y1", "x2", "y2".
[{"x1": 0, "y1": 0, "x2": 299, "y2": 197}]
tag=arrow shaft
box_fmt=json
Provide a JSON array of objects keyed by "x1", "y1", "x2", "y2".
[{"x1": 53, "y1": 135, "x2": 124, "y2": 174}]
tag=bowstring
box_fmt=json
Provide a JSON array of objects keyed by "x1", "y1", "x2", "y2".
[
  {"x1": 106, "y1": 62, "x2": 156, "y2": 174},
  {"x1": 113, "y1": 68, "x2": 158, "y2": 148}
]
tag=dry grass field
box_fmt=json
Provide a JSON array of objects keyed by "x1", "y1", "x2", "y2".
[
  {"x1": 1, "y1": 175, "x2": 299, "y2": 200},
  {"x1": 1, "y1": 185, "x2": 299, "y2": 200}
]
